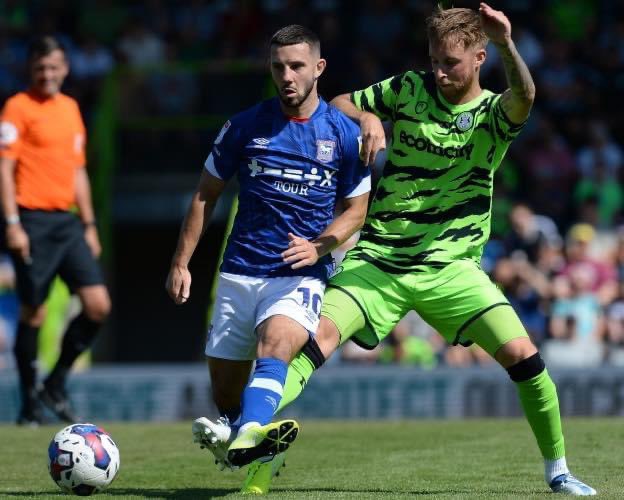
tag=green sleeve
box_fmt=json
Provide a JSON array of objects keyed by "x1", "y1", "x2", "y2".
[
  {"x1": 350, "y1": 73, "x2": 405, "y2": 122},
  {"x1": 488, "y1": 94, "x2": 529, "y2": 144}
]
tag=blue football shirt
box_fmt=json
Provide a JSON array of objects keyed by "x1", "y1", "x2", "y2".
[{"x1": 205, "y1": 97, "x2": 370, "y2": 281}]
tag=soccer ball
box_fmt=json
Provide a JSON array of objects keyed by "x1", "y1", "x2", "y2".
[{"x1": 48, "y1": 423, "x2": 120, "y2": 496}]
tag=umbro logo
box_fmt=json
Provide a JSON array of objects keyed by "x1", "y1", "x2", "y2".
[{"x1": 252, "y1": 137, "x2": 270, "y2": 148}]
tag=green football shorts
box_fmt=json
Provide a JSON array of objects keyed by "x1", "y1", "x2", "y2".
[{"x1": 321, "y1": 257, "x2": 528, "y2": 357}]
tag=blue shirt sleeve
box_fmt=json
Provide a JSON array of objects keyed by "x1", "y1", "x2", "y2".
[
  {"x1": 204, "y1": 117, "x2": 245, "y2": 181},
  {"x1": 336, "y1": 117, "x2": 371, "y2": 199}
]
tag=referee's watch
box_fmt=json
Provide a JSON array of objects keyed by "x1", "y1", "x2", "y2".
[{"x1": 5, "y1": 214, "x2": 20, "y2": 225}]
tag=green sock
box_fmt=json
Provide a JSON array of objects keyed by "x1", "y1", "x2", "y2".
[
  {"x1": 276, "y1": 352, "x2": 316, "y2": 413},
  {"x1": 515, "y1": 369, "x2": 565, "y2": 460}
]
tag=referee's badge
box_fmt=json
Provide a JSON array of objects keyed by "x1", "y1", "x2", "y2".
[
  {"x1": 316, "y1": 140, "x2": 335, "y2": 163},
  {"x1": 455, "y1": 111, "x2": 474, "y2": 131},
  {"x1": 0, "y1": 121, "x2": 18, "y2": 146}
]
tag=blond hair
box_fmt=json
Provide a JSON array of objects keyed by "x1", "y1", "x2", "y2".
[{"x1": 426, "y1": 7, "x2": 488, "y2": 49}]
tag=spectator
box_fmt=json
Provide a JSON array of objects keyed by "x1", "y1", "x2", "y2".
[
  {"x1": 174, "y1": 0, "x2": 219, "y2": 41},
  {"x1": 543, "y1": 265, "x2": 604, "y2": 368},
  {"x1": 521, "y1": 117, "x2": 577, "y2": 223},
  {"x1": 505, "y1": 202, "x2": 562, "y2": 264},
  {"x1": 493, "y1": 257, "x2": 551, "y2": 346},
  {"x1": 340, "y1": 340, "x2": 382, "y2": 364},
  {"x1": 146, "y1": 43, "x2": 199, "y2": 115},
  {"x1": 558, "y1": 223, "x2": 618, "y2": 304},
  {"x1": 536, "y1": 41, "x2": 584, "y2": 115},
  {"x1": 574, "y1": 160, "x2": 623, "y2": 230},
  {"x1": 117, "y1": 17, "x2": 165, "y2": 68},
  {"x1": 378, "y1": 311, "x2": 440, "y2": 368},
  {"x1": 577, "y1": 120, "x2": 623, "y2": 179},
  {"x1": 70, "y1": 35, "x2": 114, "y2": 82},
  {"x1": 549, "y1": 265, "x2": 604, "y2": 342},
  {"x1": 605, "y1": 282, "x2": 624, "y2": 365}
]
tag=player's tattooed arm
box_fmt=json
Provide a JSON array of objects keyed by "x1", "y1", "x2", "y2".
[
  {"x1": 479, "y1": 2, "x2": 535, "y2": 123},
  {"x1": 496, "y1": 40, "x2": 535, "y2": 123}
]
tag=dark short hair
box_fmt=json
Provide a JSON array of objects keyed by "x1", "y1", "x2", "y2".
[
  {"x1": 27, "y1": 36, "x2": 66, "y2": 62},
  {"x1": 269, "y1": 25, "x2": 320, "y2": 54}
]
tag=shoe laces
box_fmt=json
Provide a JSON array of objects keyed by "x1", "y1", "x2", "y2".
[{"x1": 216, "y1": 416, "x2": 230, "y2": 427}]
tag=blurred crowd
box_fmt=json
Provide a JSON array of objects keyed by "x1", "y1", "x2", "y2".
[{"x1": 1, "y1": 0, "x2": 624, "y2": 368}]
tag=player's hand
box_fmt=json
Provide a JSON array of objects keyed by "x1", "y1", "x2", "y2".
[
  {"x1": 479, "y1": 2, "x2": 512, "y2": 46},
  {"x1": 360, "y1": 112, "x2": 386, "y2": 167},
  {"x1": 6, "y1": 224, "x2": 31, "y2": 264},
  {"x1": 84, "y1": 225, "x2": 102, "y2": 258},
  {"x1": 166, "y1": 265, "x2": 192, "y2": 304},
  {"x1": 282, "y1": 232, "x2": 320, "y2": 269}
]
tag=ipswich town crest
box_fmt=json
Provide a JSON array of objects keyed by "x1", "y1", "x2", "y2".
[{"x1": 316, "y1": 140, "x2": 335, "y2": 163}]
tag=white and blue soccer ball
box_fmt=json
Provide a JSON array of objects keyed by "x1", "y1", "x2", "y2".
[{"x1": 48, "y1": 423, "x2": 120, "y2": 496}]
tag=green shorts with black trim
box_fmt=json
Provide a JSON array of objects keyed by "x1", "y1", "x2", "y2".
[{"x1": 321, "y1": 256, "x2": 528, "y2": 357}]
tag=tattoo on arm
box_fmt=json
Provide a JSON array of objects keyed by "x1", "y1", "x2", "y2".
[
  {"x1": 496, "y1": 40, "x2": 535, "y2": 103},
  {"x1": 494, "y1": 40, "x2": 535, "y2": 123}
]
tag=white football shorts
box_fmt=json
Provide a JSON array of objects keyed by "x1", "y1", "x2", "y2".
[{"x1": 205, "y1": 272, "x2": 326, "y2": 360}]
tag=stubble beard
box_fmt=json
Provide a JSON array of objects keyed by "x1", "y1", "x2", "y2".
[{"x1": 277, "y1": 80, "x2": 315, "y2": 111}]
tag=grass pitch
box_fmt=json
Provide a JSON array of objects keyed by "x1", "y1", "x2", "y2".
[{"x1": 0, "y1": 418, "x2": 620, "y2": 499}]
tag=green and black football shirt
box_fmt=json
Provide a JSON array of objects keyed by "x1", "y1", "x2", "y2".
[{"x1": 349, "y1": 70, "x2": 526, "y2": 273}]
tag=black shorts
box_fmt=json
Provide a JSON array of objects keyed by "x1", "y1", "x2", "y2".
[{"x1": 8, "y1": 209, "x2": 105, "y2": 307}]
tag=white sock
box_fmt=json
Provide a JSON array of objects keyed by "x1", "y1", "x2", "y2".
[
  {"x1": 238, "y1": 421, "x2": 260, "y2": 436},
  {"x1": 545, "y1": 457, "x2": 569, "y2": 484}
]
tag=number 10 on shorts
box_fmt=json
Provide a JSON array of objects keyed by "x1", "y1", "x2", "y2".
[{"x1": 297, "y1": 287, "x2": 322, "y2": 318}]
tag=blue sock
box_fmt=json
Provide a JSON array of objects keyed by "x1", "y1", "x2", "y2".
[{"x1": 238, "y1": 357, "x2": 287, "y2": 430}]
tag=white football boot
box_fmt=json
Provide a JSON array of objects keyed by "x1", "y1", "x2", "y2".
[
  {"x1": 192, "y1": 416, "x2": 236, "y2": 471},
  {"x1": 549, "y1": 473, "x2": 596, "y2": 496}
]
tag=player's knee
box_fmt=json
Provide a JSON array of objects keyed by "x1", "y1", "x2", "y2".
[
  {"x1": 315, "y1": 316, "x2": 340, "y2": 359},
  {"x1": 506, "y1": 352, "x2": 545, "y2": 382},
  {"x1": 82, "y1": 290, "x2": 111, "y2": 323},
  {"x1": 494, "y1": 335, "x2": 537, "y2": 368}
]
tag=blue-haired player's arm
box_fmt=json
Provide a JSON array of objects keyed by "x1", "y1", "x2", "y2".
[
  {"x1": 282, "y1": 191, "x2": 369, "y2": 270},
  {"x1": 166, "y1": 171, "x2": 226, "y2": 305},
  {"x1": 283, "y1": 121, "x2": 371, "y2": 270},
  {"x1": 166, "y1": 119, "x2": 243, "y2": 304}
]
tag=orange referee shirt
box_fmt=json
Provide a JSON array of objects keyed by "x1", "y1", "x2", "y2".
[{"x1": 0, "y1": 91, "x2": 86, "y2": 211}]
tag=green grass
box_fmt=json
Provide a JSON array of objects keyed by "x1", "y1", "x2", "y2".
[{"x1": 0, "y1": 418, "x2": 620, "y2": 499}]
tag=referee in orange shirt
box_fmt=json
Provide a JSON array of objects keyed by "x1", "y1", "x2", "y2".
[{"x1": 0, "y1": 36, "x2": 111, "y2": 425}]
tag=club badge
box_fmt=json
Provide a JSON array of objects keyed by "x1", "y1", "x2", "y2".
[
  {"x1": 316, "y1": 140, "x2": 335, "y2": 163},
  {"x1": 455, "y1": 111, "x2": 474, "y2": 132}
]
